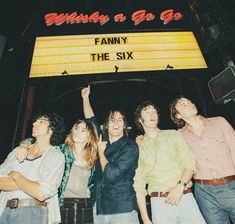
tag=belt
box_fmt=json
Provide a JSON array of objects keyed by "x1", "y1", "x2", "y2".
[
  {"x1": 6, "y1": 198, "x2": 47, "y2": 209},
  {"x1": 150, "y1": 188, "x2": 192, "y2": 197},
  {"x1": 194, "y1": 175, "x2": 235, "y2": 185},
  {"x1": 62, "y1": 198, "x2": 91, "y2": 203}
]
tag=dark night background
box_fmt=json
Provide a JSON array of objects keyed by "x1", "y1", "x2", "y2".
[{"x1": 0, "y1": 0, "x2": 234, "y2": 163}]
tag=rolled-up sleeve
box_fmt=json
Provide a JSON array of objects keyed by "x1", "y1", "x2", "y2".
[
  {"x1": 0, "y1": 148, "x2": 18, "y2": 177},
  {"x1": 103, "y1": 143, "x2": 139, "y2": 184},
  {"x1": 133, "y1": 153, "x2": 148, "y2": 195},
  {"x1": 38, "y1": 149, "x2": 65, "y2": 199}
]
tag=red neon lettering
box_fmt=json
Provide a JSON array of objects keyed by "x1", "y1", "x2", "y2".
[
  {"x1": 65, "y1": 12, "x2": 77, "y2": 24},
  {"x1": 132, "y1": 10, "x2": 155, "y2": 25},
  {"x1": 81, "y1": 14, "x2": 89, "y2": 23},
  {"x1": 98, "y1": 15, "x2": 110, "y2": 26},
  {"x1": 114, "y1": 13, "x2": 126, "y2": 22},
  {"x1": 173, "y1": 12, "x2": 183, "y2": 21},
  {"x1": 160, "y1": 9, "x2": 183, "y2": 25},
  {"x1": 145, "y1": 12, "x2": 155, "y2": 21},
  {"x1": 44, "y1": 13, "x2": 58, "y2": 26},
  {"x1": 44, "y1": 11, "x2": 110, "y2": 26},
  {"x1": 55, "y1": 13, "x2": 69, "y2": 26},
  {"x1": 89, "y1": 12, "x2": 100, "y2": 23}
]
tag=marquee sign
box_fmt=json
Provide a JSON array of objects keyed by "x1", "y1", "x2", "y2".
[{"x1": 29, "y1": 31, "x2": 207, "y2": 78}]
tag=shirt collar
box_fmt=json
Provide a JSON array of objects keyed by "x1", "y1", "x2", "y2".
[
  {"x1": 182, "y1": 115, "x2": 209, "y2": 134},
  {"x1": 108, "y1": 135, "x2": 128, "y2": 147},
  {"x1": 143, "y1": 130, "x2": 162, "y2": 142}
]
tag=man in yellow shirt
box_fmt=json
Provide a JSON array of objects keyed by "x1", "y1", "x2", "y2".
[{"x1": 133, "y1": 101, "x2": 205, "y2": 224}]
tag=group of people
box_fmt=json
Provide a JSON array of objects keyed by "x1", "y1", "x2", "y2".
[{"x1": 0, "y1": 85, "x2": 234, "y2": 224}]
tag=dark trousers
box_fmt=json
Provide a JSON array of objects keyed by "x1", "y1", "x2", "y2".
[{"x1": 60, "y1": 198, "x2": 93, "y2": 224}]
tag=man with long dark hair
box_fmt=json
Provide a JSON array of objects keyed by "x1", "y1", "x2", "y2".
[{"x1": 82, "y1": 86, "x2": 139, "y2": 224}]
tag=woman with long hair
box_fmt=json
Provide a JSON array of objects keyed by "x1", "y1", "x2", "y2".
[{"x1": 59, "y1": 119, "x2": 98, "y2": 224}]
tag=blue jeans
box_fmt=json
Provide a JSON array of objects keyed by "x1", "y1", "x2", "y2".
[
  {"x1": 0, "y1": 206, "x2": 48, "y2": 224},
  {"x1": 194, "y1": 180, "x2": 235, "y2": 224},
  {"x1": 93, "y1": 204, "x2": 139, "y2": 224},
  {"x1": 150, "y1": 193, "x2": 206, "y2": 224}
]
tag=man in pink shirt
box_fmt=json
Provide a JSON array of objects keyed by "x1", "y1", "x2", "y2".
[{"x1": 170, "y1": 96, "x2": 235, "y2": 224}]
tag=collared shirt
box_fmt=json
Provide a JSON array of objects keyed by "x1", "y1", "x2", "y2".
[
  {"x1": 134, "y1": 130, "x2": 196, "y2": 195},
  {"x1": 179, "y1": 116, "x2": 235, "y2": 180},
  {"x1": 0, "y1": 145, "x2": 65, "y2": 224},
  {"x1": 95, "y1": 135, "x2": 139, "y2": 215},
  {"x1": 88, "y1": 116, "x2": 139, "y2": 215}
]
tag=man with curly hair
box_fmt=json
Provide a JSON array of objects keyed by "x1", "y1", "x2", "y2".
[{"x1": 0, "y1": 113, "x2": 66, "y2": 224}]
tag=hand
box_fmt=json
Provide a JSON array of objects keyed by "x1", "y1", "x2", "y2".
[
  {"x1": 81, "y1": 85, "x2": 90, "y2": 98},
  {"x1": 136, "y1": 135, "x2": 144, "y2": 146},
  {"x1": 16, "y1": 146, "x2": 28, "y2": 163},
  {"x1": 98, "y1": 135, "x2": 108, "y2": 171},
  {"x1": 98, "y1": 135, "x2": 107, "y2": 155},
  {"x1": 165, "y1": 184, "x2": 184, "y2": 205}
]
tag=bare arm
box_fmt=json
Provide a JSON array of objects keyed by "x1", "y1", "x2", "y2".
[
  {"x1": 81, "y1": 85, "x2": 95, "y2": 118},
  {"x1": 165, "y1": 168, "x2": 194, "y2": 205},
  {"x1": 8, "y1": 171, "x2": 45, "y2": 201},
  {"x1": 98, "y1": 136, "x2": 108, "y2": 171},
  {"x1": 0, "y1": 177, "x2": 19, "y2": 191},
  {"x1": 136, "y1": 192, "x2": 152, "y2": 224}
]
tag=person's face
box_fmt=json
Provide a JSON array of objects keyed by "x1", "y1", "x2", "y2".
[
  {"x1": 72, "y1": 122, "x2": 88, "y2": 144},
  {"x1": 32, "y1": 116, "x2": 52, "y2": 138},
  {"x1": 140, "y1": 105, "x2": 158, "y2": 130},
  {"x1": 107, "y1": 112, "x2": 125, "y2": 139},
  {"x1": 175, "y1": 98, "x2": 198, "y2": 120}
]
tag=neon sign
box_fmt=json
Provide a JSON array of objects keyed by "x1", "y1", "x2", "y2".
[{"x1": 44, "y1": 9, "x2": 183, "y2": 26}]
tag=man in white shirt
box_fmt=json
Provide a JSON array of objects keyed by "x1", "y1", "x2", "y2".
[{"x1": 0, "y1": 113, "x2": 65, "y2": 224}]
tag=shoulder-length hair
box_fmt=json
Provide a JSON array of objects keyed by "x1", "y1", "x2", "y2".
[
  {"x1": 65, "y1": 119, "x2": 98, "y2": 168},
  {"x1": 103, "y1": 110, "x2": 128, "y2": 138},
  {"x1": 134, "y1": 101, "x2": 160, "y2": 132},
  {"x1": 169, "y1": 96, "x2": 186, "y2": 128}
]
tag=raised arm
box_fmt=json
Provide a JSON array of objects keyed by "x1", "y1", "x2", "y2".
[{"x1": 81, "y1": 85, "x2": 95, "y2": 118}]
